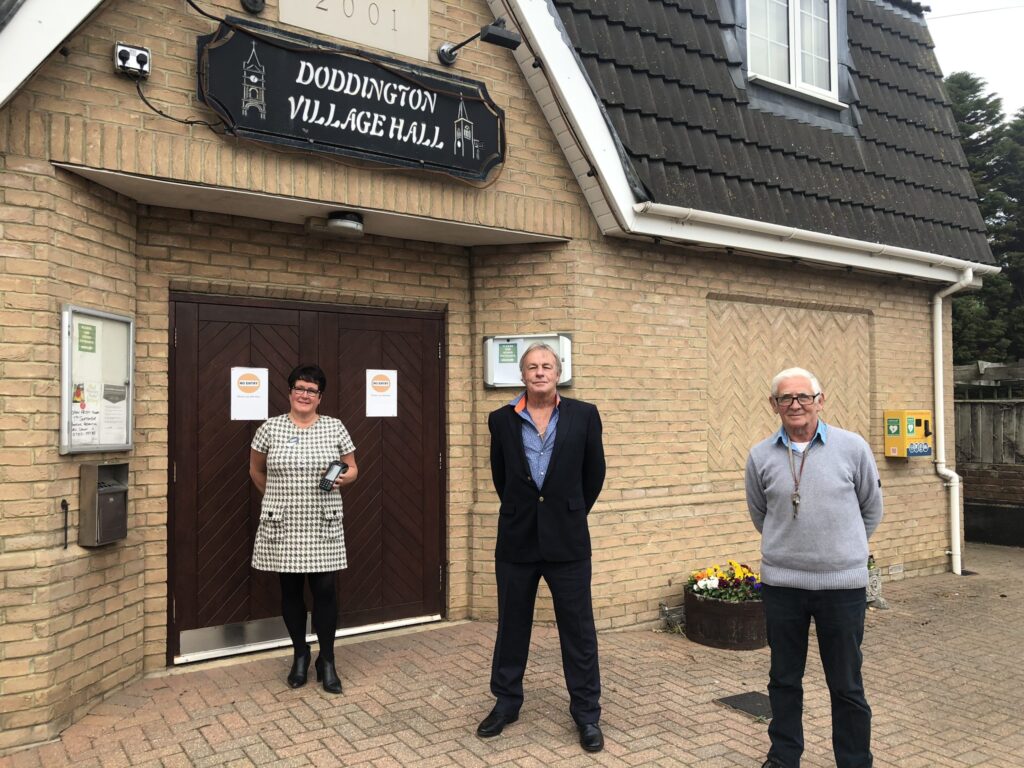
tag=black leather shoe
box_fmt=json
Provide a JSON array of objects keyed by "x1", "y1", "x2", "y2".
[
  {"x1": 314, "y1": 656, "x2": 342, "y2": 694},
  {"x1": 761, "y1": 760, "x2": 788, "y2": 768},
  {"x1": 286, "y1": 645, "x2": 311, "y2": 688},
  {"x1": 476, "y1": 708, "x2": 518, "y2": 738},
  {"x1": 578, "y1": 722, "x2": 604, "y2": 752}
]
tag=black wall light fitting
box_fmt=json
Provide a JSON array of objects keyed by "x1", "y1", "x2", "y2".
[{"x1": 437, "y1": 17, "x2": 522, "y2": 67}]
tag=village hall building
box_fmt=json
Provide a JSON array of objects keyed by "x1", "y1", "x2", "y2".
[{"x1": 0, "y1": 0, "x2": 997, "y2": 751}]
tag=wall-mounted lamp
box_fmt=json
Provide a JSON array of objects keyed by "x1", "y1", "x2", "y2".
[
  {"x1": 305, "y1": 211, "x2": 365, "y2": 239},
  {"x1": 437, "y1": 17, "x2": 522, "y2": 67}
]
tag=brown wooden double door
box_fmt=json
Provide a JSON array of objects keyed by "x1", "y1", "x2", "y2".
[{"x1": 169, "y1": 294, "x2": 444, "y2": 659}]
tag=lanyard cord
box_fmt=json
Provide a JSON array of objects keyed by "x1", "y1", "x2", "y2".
[{"x1": 787, "y1": 441, "x2": 810, "y2": 518}]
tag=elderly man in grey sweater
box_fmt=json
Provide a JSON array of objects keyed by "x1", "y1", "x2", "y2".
[{"x1": 745, "y1": 367, "x2": 883, "y2": 768}]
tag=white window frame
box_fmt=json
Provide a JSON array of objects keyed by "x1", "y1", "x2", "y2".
[{"x1": 747, "y1": 0, "x2": 841, "y2": 106}]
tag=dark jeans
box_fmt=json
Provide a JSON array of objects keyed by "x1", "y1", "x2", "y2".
[
  {"x1": 279, "y1": 571, "x2": 338, "y2": 662},
  {"x1": 490, "y1": 559, "x2": 601, "y2": 724},
  {"x1": 761, "y1": 584, "x2": 872, "y2": 768}
]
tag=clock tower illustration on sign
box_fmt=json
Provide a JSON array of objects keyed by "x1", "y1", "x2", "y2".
[
  {"x1": 241, "y1": 42, "x2": 266, "y2": 119},
  {"x1": 453, "y1": 97, "x2": 480, "y2": 160}
]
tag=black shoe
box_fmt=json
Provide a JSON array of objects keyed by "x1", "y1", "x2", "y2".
[
  {"x1": 761, "y1": 760, "x2": 788, "y2": 768},
  {"x1": 286, "y1": 645, "x2": 311, "y2": 688},
  {"x1": 314, "y1": 656, "x2": 342, "y2": 694},
  {"x1": 578, "y1": 722, "x2": 604, "y2": 752},
  {"x1": 476, "y1": 708, "x2": 518, "y2": 738}
]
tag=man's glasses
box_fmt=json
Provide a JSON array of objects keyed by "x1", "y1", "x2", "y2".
[
  {"x1": 774, "y1": 393, "x2": 820, "y2": 407},
  {"x1": 291, "y1": 386, "x2": 321, "y2": 397}
]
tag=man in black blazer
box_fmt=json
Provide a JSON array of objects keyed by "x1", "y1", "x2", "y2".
[{"x1": 476, "y1": 342, "x2": 607, "y2": 752}]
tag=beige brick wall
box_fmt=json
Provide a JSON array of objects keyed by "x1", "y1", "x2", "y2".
[
  {"x1": 0, "y1": 0, "x2": 965, "y2": 753},
  {"x1": 468, "y1": 241, "x2": 957, "y2": 625},
  {"x1": 20, "y1": 0, "x2": 582, "y2": 240},
  {"x1": 0, "y1": 160, "x2": 143, "y2": 750}
]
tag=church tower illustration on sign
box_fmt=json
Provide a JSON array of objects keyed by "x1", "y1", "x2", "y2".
[
  {"x1": 453, "y1": 97, "x2": 479, "y2": 160},
  {"x1": 241, "y1": 42, "x2": 266, "y2": 119}
]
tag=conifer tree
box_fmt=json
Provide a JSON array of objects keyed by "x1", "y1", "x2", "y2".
[{"x1": 945, "y1": 73, "x2": 1024, "y2": 363}]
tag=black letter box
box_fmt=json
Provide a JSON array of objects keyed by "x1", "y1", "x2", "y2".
[{"x1": 79, "y1": 462, "x2": 129, "y2": 546}]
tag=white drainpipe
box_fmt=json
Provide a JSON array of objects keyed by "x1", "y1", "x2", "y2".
[{"x1": 933, "y1": 268, "x2": 973, "y2": 575}]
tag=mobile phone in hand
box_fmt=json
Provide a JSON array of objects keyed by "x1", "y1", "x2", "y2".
[{"x1": 318, "y1": 461, "x2": 348, "y2": 491}]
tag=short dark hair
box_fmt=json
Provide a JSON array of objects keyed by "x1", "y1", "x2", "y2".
[{"x1": 288, "y1": 364, "x2": 327, "y2": 394}]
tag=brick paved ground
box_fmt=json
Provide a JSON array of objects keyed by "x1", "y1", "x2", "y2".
[{"x1": 3, "y1": 543, "x2": 1022, "y2": 768}]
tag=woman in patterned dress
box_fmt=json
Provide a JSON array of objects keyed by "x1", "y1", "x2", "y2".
[{"x1": 249, "y1": 364, "x2": 358, "y2": 694}]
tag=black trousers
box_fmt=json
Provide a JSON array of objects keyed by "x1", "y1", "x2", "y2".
[
  {"x1": 762, "y1": 584, "x2": 872, "y2": 768},
  {"x1": 490, "y1": 559, "x2": 601, "y2": 724}
]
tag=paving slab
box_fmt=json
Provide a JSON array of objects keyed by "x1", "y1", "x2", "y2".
[{"x1": 2, "y1": 543, "x2": 1022, "y2": 767}]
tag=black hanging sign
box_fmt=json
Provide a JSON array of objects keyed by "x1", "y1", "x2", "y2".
[{"x1": 197, "y1": 22, "x2": 505, "y2": 180}]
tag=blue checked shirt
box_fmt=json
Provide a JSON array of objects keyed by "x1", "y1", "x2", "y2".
[{"x1": 511, "y1": 392, "x2": 560, "y2": 490}]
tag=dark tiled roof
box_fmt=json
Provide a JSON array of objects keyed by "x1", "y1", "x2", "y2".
[
  {"x1": 0, "y1": 0, "x2": 27, "y2": 31},
  {"x1": 553, "y1": 0, "x2": 993, "y2": 264}
]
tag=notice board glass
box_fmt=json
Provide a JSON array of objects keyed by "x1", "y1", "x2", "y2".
[{"x1": 59, "y1": 305, "x2": 135, "y2": 455}]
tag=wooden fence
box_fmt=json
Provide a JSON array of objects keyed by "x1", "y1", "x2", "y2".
[{"x1": 955, "y1": 400, "x2": 1024, "y2": 465}]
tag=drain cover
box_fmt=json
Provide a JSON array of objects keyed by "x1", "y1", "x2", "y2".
[{"x1": 716, "y1": 691, "x2": 772, "y2": 720}]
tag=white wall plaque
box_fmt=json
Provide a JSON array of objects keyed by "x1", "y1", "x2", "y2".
[
  {"x1": 483, "y1": 333, "x2": 573, "y2": 388},
  {"x1": 279, "y1": 0, "x2": 429, "y2": 61}
]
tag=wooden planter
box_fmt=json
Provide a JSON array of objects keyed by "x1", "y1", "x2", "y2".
[{"x1": 684, "y1": 590, "x2": 767, "y2": 650}]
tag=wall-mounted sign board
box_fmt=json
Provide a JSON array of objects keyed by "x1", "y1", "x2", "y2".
[
  {"x1": 197, "y1": 20, "x2": 505, "y2": 180},
  {"x1": 483, "y1": 333, "x2": 573, "y2": 388},
  {"x1": 59, "y1": 305, "x2": 135, "y2": 455}
]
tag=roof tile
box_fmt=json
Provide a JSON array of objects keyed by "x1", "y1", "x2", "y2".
[{"x1": 554, "y1": 0, "x2": 992, "y2": 263}]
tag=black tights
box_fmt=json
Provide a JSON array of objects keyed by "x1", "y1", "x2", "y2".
[{"x1": 278, "y1": 572, "x2": 338, "y2": 662}]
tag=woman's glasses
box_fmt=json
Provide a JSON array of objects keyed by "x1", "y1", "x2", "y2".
[{"x1": 291, "y1": 386, "x2": 321, "y2": 397}]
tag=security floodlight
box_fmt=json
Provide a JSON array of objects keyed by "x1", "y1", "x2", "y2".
[{"x1": 437, "y1": 17, "x2": 522, "y2": 67}]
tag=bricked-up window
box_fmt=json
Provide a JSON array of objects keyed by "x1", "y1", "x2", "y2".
[{"x1": 748, "y1": 0, "x2": 839, "y2": 101}]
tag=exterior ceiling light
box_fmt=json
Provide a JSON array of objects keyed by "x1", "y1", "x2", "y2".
[
  {"x1": 305, "y1": 211, "x2": 364, "y2": 239},
  {"x1": 437, "y1": 17, "x2": 522, "y2": 67}
]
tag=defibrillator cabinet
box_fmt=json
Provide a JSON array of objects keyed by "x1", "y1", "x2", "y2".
[{"x1": 883, "y1": 410, "x2": 933, "y2": 458}]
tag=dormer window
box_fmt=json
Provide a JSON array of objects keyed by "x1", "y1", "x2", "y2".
[{"x1": 748, "y1": 0, "x2": 839, "y2": 102}]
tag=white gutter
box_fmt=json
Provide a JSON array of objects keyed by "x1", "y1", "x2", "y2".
[
  {"x1": 933, "y1": 268, "x2": 974, "y2": 575},
  {"x1": 635, "y1": 202, "x2": 1001, "y2": 284}
]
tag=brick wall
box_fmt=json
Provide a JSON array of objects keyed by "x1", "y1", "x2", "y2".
[
  {"x1": 0, "y1": 160, "x2": 143, "y2": 749},
  {"x1": 468, "y1": 239, "x2": 954, "y2": 626},
  {"x1": 960, "y1": 465, "x2": 1024, "y2": 505},
  {"x1": 960, "y1": 464, "x2": 1024, "y2": 547},
  {"x1": 0, "y1": 0, "x2": 962, "y2": 752}
]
